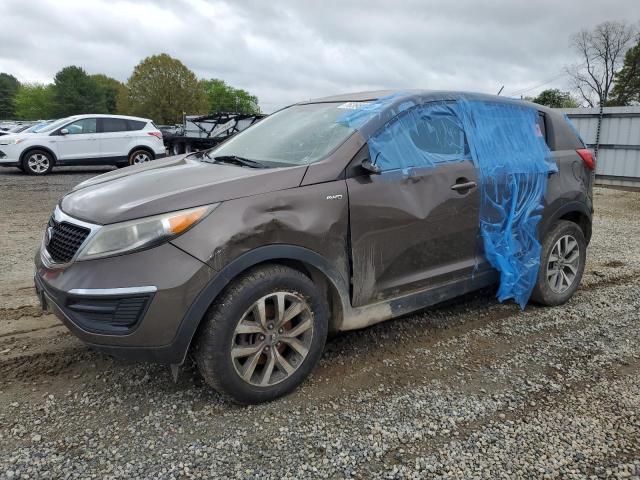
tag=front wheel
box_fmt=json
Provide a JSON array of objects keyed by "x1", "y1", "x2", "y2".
[
  {"x1": 22, "y1": 150, "x2": 53, "y2": 175},
  {"x1": 194, "y1": 264, "x2": 329, "y2": 404},
  {"x1": 531, "y1": 220, "x2": 586, "y2": 306}
]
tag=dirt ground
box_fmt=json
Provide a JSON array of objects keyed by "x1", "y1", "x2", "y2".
[{"x1": 0, "y1": 166, "x2": 639, "y2": 478}]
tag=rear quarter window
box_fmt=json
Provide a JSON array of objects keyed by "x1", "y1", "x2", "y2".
[{"x1": 127, "y1": 120, "x2": 146, "y2": 131}]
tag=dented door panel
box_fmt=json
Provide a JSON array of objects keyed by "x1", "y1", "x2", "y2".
[{"x1": 346, "y1": 160, "x2": 481, "y2": 306}]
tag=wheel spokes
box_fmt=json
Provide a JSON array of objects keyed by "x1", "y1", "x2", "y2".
[
  {"x1": 231, "y1": 291, "x2": 314, "y2": 387},
  {"x1": 241, "y1": 350, "x2": 262, "y2": 382},
  {"x1": 231, "y1": 342, "x2": 264, "y2": 359},
  {"x1": 273, "y1": 348, "x2": 295, "y2": 375},
  {"x1": 281, "y1": 337, "x2": 309, "y2": 356},
  {"x1": 260, "y1": 350, "x2": 276, "y2": 386},
  {"x1": 281, "y1": 317, "x2": 312, "y2": 338}
]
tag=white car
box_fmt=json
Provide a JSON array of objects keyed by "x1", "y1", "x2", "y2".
[{"x1": 0, "y1": 114, "x2": 166, "y2": 175}]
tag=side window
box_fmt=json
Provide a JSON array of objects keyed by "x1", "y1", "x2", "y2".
[
  {"x1": 65, "y1": 118, "x2": 97, "y2": 135},
  {"x1": 371, "y1": 102, "x2": 469, "y2": 171},
  {"x1": 537, "y1": 112, "x2": 548, "y2": 145},
  {"x1": 127, "y1": 120, "x2": 146, "y2": 131},
  {"x1": 102, "y1": 118, "x2": 129, "y2": 133},
  {"x1": 411, "y1": 114, "x2": 466, "y2": 157}
]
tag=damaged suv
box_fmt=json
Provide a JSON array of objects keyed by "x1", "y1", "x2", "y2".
[{"x1": 34, "y1": 91, "x2": 593, "y2": 403}]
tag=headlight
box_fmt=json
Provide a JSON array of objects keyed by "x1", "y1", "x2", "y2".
[{"x1": 77, "y1": 204, "x2": 218, "y2": 260}]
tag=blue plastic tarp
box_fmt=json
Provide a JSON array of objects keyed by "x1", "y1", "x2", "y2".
[{"x1": 338, "y1": 93, "x2": 556, "y2": 308}]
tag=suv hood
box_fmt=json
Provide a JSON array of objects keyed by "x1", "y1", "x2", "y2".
[{"x1": 61, "y1": 155, "x2": 307, "y2": 224}]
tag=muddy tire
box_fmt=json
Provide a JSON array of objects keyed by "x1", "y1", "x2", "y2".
[
  {"x1": 194, "y1": 264, "x2": 328, "y2": 404},
  {"x1": 22, "y1": 149, "x2": 53, "y2": 175},
  {"x1": 531, "y1": 220, "x2": 586, "y2": 306},
  {"x1": 128, "y1": 149, "x2": 153, "y2": 166}
]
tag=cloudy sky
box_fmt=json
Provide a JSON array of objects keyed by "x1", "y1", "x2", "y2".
[{"x1": 0, "y1": 0, "x2": 637, "y2": 112}]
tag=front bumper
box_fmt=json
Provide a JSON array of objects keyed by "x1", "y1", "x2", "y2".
[{"x1": 35, "y1": 241, "x2": 214, "y2": 363}]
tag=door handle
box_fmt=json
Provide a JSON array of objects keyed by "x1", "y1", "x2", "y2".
[{"x1": 451, "y1": 181, "x2": 477, "y2": 192}]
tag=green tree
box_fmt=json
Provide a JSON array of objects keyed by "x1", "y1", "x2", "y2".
[
  {"x1": 91, "y1": 74, "x2": 126, "y2": 114},
  {"x1": 52, "y1": 66, "x2": 106, "y2": 116},
  {"x1": 200, "y1": 78, "x2": 260, "y2": 114},
  {"x1": 13, "y1": 83, "x2": 55, "y2": 120},
  {"x1": 610, "y1": 40, "x2": 640, "y2": 105},
  {"x1": 119, "y1": 53, "x2": 208, "y2": 124},
  {"x1": 532, "y1": 89, "x2": 579, "y2": 108},
  {"x1": 0, "y1": 73, "x2": 20, "y2": 119}
]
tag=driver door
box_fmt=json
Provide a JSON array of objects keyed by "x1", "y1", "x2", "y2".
[
  {"x1": 346, "y1": 104, "x2": 481, "y2": 306},
  {"x1": 52, "y1": 118, "x2": 100, "y2": 162}
]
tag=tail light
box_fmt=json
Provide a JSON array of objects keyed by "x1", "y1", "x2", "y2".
[
  {"x1": 147, "y1": 131, "x2": 163, "y2": 139},
  {"x1": 576, "y1": 148, "x2": 595, "y2": 171}
]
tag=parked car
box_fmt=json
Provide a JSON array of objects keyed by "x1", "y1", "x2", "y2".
[
  {"x1": 0, "y1": 114, "x2": 166, "y2": 174},
  {"x1": 34, "y1": 91, "x2": 593, "y2": 404},
  {"x1": 0, "y1": 122, "x2": 36, "y2": 136}
]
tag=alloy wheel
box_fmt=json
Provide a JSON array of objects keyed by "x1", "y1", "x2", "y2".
[
  {"x1": 231, "y1": 291, "x2": 314, "y2": 387},
  {"x1": 133, "y1": 152, "x2": 151, "y2": 164},
  {"x1": 27, "y1": 153, "x2": 50, "y2": 173},
  {"x1": 546, "y1": 234, "x2": 580, "y2": 294}
]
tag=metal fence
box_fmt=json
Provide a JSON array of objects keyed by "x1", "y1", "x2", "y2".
[{"x1": 556, "y1": 106, "x2": 640, "y2": 188}]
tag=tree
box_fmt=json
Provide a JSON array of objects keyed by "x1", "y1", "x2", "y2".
[
  {"x1": 200, "y1": 78, "x2": 260, "y2": 114},
  {"x1": 13, "y1": 83, "x2": 55, "y2": 120},
  {"x1": 52, "y1": 66, "x2": 106, "y2": 116},
  {"x1": 532, "y1": 89, "x2": 579, "y2": 108},
  {"x1": 0, "y1": 73, "x2": 20, "y2": 119},
  {"x1": 610, "y1": 39, "x2": 640, "y2": 105},
  {"x1": 119, "y1": 53, "x2": 208, "y2": 124},
  {"x1": 567, "y1": 21, "x2": 635, "y2": 107},
  {"x1": 91, "y1": 74, "x2": 126, "y2": 114}
]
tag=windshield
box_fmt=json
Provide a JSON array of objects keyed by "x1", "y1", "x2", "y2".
[
  {"x1": 28, "y1": 121, "x2": 54, "y2": 133},
  {"x1": 38, "y1": 117, "x2": 76, "y2": 133},
  {"x1": 210, "y1": 103, "x2": 356, "y2": 166}
]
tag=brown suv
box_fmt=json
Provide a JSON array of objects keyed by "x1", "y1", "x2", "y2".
[{"x1": 34, "y1": 91, "x2": 593, "y2": 403}]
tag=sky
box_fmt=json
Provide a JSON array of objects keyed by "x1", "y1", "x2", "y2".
[{"x1": 0, "y1": 0, "x2": 638, "y2": 112}]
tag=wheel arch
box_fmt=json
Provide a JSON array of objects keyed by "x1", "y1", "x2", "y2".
[
  {"x1": 540, "y1": 201, "x2": 592, "y2": 245},
  {"x1": 128, "y1": 145, "x2": 155, "y2": 161},
  {"x1": 173, "y1": 245, "x2": 350, "y2": 364},
  {"x1": 19, "y1": 146, "x2": 57, "y2": 165}
]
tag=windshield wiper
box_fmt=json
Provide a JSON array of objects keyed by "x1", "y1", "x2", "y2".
[{"x1": 204, "y1": 154, "x2": 268, "y2": 169}]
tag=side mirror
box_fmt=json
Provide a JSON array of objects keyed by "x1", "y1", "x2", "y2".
[
  {"x1": 361, "y1": 158, "x2": 381, "y2": 175},
  {"x1": 59, "y1": 128, "x2": 69, "y2": 135}
]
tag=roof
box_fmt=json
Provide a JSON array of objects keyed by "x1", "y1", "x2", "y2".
[
  {"x1": 61, "y1": 113, "x2": 153, "y2": 122},
  {"x1": 298, "y1": 90, "x2": 553, "y2": 137}
]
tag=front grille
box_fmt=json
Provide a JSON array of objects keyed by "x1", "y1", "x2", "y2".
[{"x1": 46, "y1": 217, "x2": 91, "y2": 263}]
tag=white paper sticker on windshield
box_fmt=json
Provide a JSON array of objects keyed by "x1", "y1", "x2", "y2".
[{"x1": 337, "y1": 101, "x2": 371, "y2": 110}]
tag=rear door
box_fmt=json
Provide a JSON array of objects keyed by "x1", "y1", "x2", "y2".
[
  {"x1": 98, "y1": 117, "x2": 130, "y2": 160},
  {"x1": 53, "y1": 118, "x2": 99, "y2": 161},
  {"x1": 346, "y1": 104, "x2": 481, "y2": 306}
]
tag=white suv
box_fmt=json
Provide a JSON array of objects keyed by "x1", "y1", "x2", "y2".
[{"x1": 0, "y1": 114, "x2": 166, "y2": 175}]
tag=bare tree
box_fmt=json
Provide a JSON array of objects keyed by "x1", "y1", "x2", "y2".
[{"x1": 567, "y1": 21, "x2": 635, "y2": 107}]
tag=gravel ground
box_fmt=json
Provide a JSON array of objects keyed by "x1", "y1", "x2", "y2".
[{"x1": 0, "y1": 167, "x2": 639, "y2": 479}]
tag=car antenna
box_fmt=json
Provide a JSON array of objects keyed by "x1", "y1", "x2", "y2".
[{"x1": 496, "y1": 85, "x2": 504, "y2": 96}]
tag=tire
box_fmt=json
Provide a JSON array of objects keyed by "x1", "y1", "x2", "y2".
[
  {"x1": 530, "y1": 220, "x2": 586, "y2": 306},
  {"x1": 194, "y1": 264, "x2": 329, "y2": 404},
  {"x1": 22, "y1": 149, "x2": 53, "y2": 175},
  {"x1": 128, "y1": 149, "x2": 153, "y2": 166}
]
